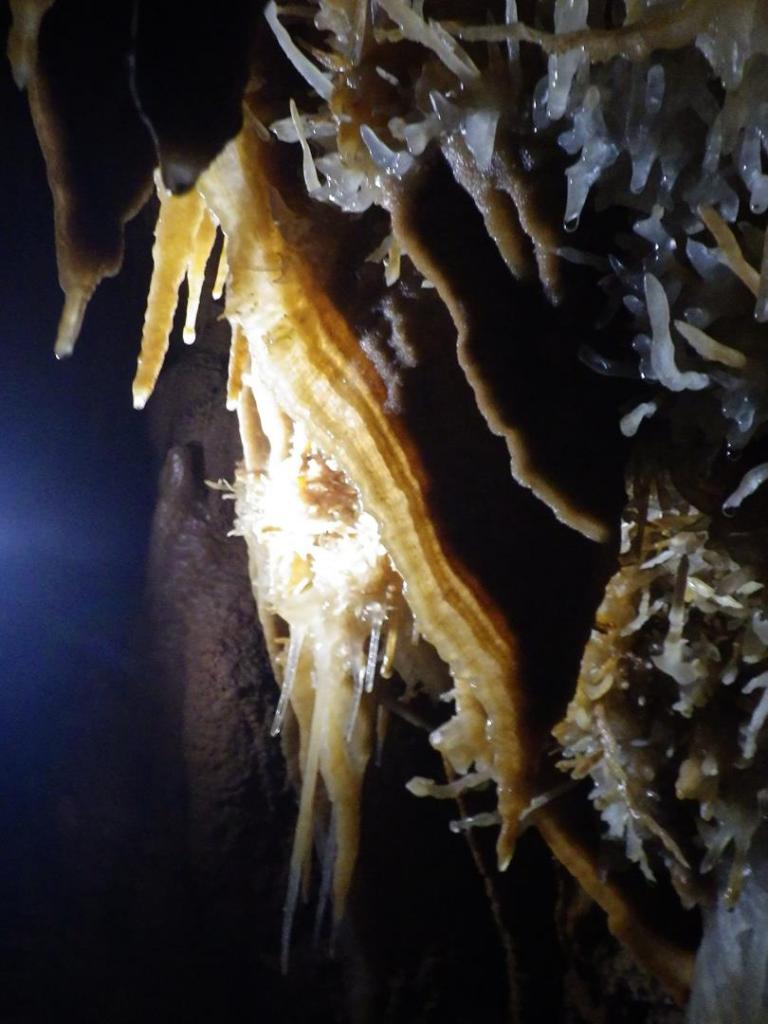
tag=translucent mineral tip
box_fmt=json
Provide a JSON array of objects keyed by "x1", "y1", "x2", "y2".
[{"x1": 54, "y1": 287, "x2": 89, "y2": 359}]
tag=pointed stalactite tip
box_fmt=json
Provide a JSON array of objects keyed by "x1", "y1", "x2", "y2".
[{"x1": 54, "y1": 288, "x2": 90, "y2": 359}]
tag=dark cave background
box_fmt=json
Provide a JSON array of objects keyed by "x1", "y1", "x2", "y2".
[{"x1": 0, "y1": 23, "x2": 157, "y2": 1019}]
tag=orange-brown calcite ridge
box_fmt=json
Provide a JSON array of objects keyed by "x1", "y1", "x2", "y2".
[{"x1": 200, "y1": 126, "x2": 527, "y2": 882}]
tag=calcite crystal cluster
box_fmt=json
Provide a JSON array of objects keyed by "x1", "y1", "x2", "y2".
[{"x1": 10, "y1": 0, "x2": 768, "y2": 1018}]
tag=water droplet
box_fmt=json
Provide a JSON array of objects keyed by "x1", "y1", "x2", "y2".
[{"x1": 564, "y1": 214, "x2": 580, "y2": 233}]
